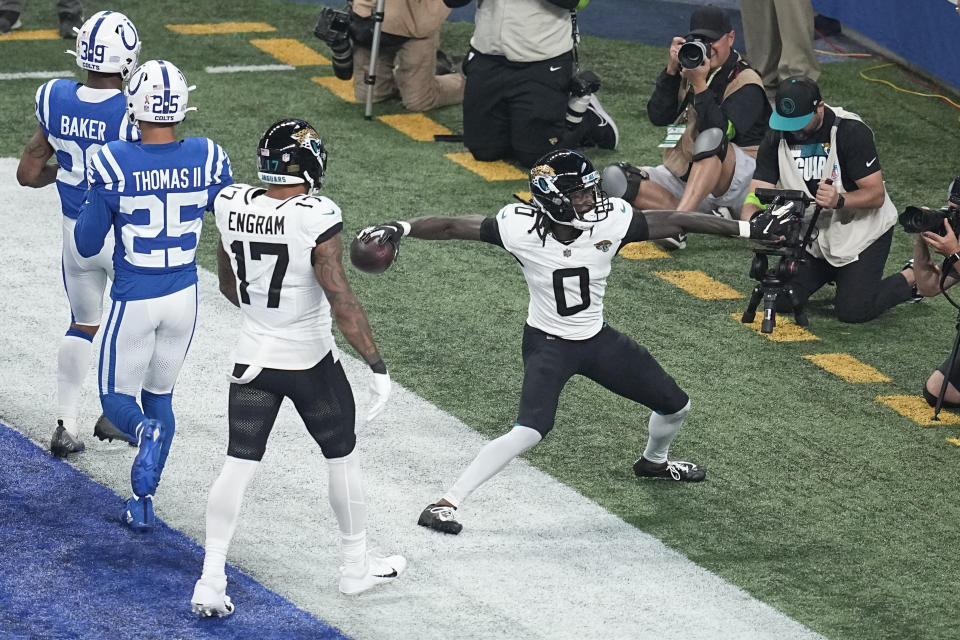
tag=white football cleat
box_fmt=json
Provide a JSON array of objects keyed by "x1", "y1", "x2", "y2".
[
  {"x1": 339, "y1": 553, "x2": 407, "y2": 595},
  {"x1": 191, "y1": 575, "x2": 235, "y2": 618}
]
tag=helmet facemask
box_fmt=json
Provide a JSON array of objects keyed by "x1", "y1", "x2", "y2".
[{"x1": 531, "y1": 165, "x2": 612, "y2": 231}]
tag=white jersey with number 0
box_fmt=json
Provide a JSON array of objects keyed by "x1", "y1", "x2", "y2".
[
  {"x1": 496, "y1": 197, "x2": 635, "y2": 340},
  {"x1": 214, "y1": 183, "x2": 343, "y2": 369}
]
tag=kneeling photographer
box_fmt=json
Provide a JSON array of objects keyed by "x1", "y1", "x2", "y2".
[
  {"x1": 905, "y1": 178, "x2": 960, "y2": 408},
  {"x1": 315, "y1": 1, "x2": 464, "y2": 112},
  {"x1": 740, "y1": 76, "x2": 917, "y2": 323}
]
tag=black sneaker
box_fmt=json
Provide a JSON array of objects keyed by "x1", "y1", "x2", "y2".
[
  {"x1": 653, "y1": 233, "x2": 687, "y2": 251},
  {"x1": 633, "y1": 456, "x2": 706, "y2": 482},
  {"x1": 0, "y1": 11, "x2": 21, "y2": 34},
  {"x1": 58, "y1": 11, "x2": 82, "y2": 39},
  {"x1": 580, "y1": 94, "x2": 619, "y2": 150},
  {"x1": 418, "y1": 503, "x2": 463, "y2": 535},
  {"x1": 50, "y1": 420, "x2": 85, "y2": 457},
  {"x1": 94, "y1": 414, "x2": 136, "y2": 445}
]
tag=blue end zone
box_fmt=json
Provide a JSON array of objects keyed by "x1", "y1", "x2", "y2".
[{"x1": 0, "y1": 421, "x2": 350, "y2": 640}]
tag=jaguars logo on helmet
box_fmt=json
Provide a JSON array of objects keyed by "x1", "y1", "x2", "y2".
[
  {"x1": 257, "y1": 119, "x2": 328, "y2": 192},
  {"x1": 529, "y1": 149, "x2": 612, "y2": 231}
]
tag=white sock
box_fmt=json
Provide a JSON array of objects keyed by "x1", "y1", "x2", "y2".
[
  {"x1": 327, "y1": 450, "x2": 367, "y2": 569},
  {"x1": 443, "y1": 425, "x2": 542, "y2": 507},
  {"x1": 57, "y1": 333, "x2": 94, "y2": 436},
  {"x1": 642, "y1": 400, "x2": 691, "y2": 464},
  {"x1": 200, "y1": 456, "x2": 259, "y2": 580}
]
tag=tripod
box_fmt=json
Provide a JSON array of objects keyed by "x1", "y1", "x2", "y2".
[
  {"x1": 741, "y1": 253, "x2": 809, "y2": 333},
  {"x1": 363, "y1": 0, "x2": 386, "y2": 119}
]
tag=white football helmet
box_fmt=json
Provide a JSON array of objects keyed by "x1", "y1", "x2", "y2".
[
  {"x1": 124, "y1": 60, "x2": 197, "y2": 125},
  {"x1": 66, "y1": 10, "x2": 141, "y2": 79}
]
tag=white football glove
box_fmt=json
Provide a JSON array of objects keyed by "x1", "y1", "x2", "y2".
[{"x1": 366, "y1": 371, "x2": 391, "y2": 424}]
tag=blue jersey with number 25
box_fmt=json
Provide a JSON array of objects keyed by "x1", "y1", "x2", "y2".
[{"x1": 75, "y1": 137, "x2": 233, "y2": 301}]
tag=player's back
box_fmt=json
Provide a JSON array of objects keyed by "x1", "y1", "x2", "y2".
[
  {"x1": 35, "y1": 79, "x2": 138, "y2": 218},
  {"x1": 87, "y1": 136, "x2": 232, "y2": 300},
  {"x1": 214, "y1": 184, "x2": 343, "y2": 369}
]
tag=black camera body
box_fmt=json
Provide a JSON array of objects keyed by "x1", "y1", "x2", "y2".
[
  {"x1": 752, "y1": 188, "x2": 813, "y2": 253},
  {"x1": 678, "y1": 37, "x2": 712, "y2": 70},
  {"x1": 314, "y1": 6, "x2": 354, "y2": 80},
  {"x1": 899, "y1": 176, "x2": 960, "y2": 236}
]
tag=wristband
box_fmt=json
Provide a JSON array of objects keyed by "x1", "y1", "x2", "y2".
[
  {"x1": 835, "y1": 193, "x2": 845, "y2": 209},
  {"x1": 576, "y1": 0, "x2": 590, "y2": 8},
  {"x1": 738, "y1": 220, "x2": 750, "y2": 238},
  {"x1": 744, "y1": 192, "x2": 762, "y2": 209},
  {"x1": 398, "y1": 221, "x2": 411, "y2": 236},
  {"x1": 369, "y1": 359, "x2": 387, "y2": 374}
]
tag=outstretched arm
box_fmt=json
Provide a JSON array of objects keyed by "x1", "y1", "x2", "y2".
[
  {"x1": 356, "y1": 215, "x2": 486, "y2": 248},
  {"x1": 313, "y1": 233, "x2": 384, "y2": 369},
  {"x1": 643, "y1": 209, "x2": 755, "y2": 240},
  {"x1": 16, "y1": 128, "x2": 57, "y2": 188}
]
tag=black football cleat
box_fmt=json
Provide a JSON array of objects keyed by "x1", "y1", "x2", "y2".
[
  {"x1": 418, "y1": 503, "x2": 463, "y2": 535},
  {"x1": 50, "y1": 421, "x2": 85, "y2": 458},
  {"x1": 94, "y1": 414, "x2": 135, "y2": 445},
  {"x1": 634, "y1": 457, "x2": 706, "y2": 482}
]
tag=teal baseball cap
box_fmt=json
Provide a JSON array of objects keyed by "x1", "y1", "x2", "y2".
[{"x1": 769, "y1": 76, "x2": 822, "y2": 131}]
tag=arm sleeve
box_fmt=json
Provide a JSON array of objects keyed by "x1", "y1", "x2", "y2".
[
  {"x1": 836, "y1": 120, "x2": 881, "y2": 183},
  {"x1": 647, "y1": 70, "x2": 683, "y2": 126},
  {"x1": 206, "y1": 143, "x2": 235, "y2": 206},
  {"x1": 74, "y1": 186, "x2": 114, "y2": 258},
  {"x1": 717, "y1": 83, "x2": 767, "y2": 140},
  {"x1": 479, "y1": 216, "x2": 504, "y2": 248},
  {"x1": 34, "y1": 80, "x2": 54, "y2": 131},
  {"x1": 620, "y1": 210, "x2": 650, "y2": 245},
  {"x1": 751, "y1": 131, "x2": 781, "y2": 185}
]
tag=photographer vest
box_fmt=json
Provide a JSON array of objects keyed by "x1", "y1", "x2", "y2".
[
  {"x1": 776, "y1": 106, "x2": 897, "y2": 267},
  {"x1": 663, "y1": 55, "x2": 763, "y2": 180}
]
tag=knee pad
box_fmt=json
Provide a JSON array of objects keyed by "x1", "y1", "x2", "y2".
[
  {"x1": 691, "y1": 127, "x2": 728, "y2": 163},
  {"x1": 601, "y1": 162, "x2": 648, "y2": 202}
]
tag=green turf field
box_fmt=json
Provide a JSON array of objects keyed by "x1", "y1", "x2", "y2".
[{"x1": 3, "y1": 2, "x2": 960, "y2": 638}]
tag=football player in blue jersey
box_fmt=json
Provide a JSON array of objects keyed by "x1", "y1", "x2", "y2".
[
  {"x1": 358, "y1": 148, "x2": 782, "y2": 535},
  {"x1": 74, "y1": 59, "x2": 234, "y2": 531},
  {"x1": 16, "y1": 10, "x2": 141, "y2": 458}
]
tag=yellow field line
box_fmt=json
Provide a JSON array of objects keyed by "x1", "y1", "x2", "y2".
[
  {"x1": 803, "y1": 353, "x2": 891, "y2": 383},
  {"x1": 0, "y1": 29, "x2": 59, "y2": 41},
  {"x1": 733, "y1": 313, "x2": 819, "y2": 342},
  {"x1": 250, "y1": 38, "x2": 329, "y2": 66},
  {"x1": 311, "y1": 76, "x2": 356, "y2": 103},
  {"x1": 876, "y1": 395, "x2": 960, "y2": 425},
  {"x1": 444, "y1": 153, "x2": 527, "y2": 181},
  {"x1": 377, "y1": 113, "x2": 451, "y2": 142},
  {"x1": 655, "y1": 270, "x2": 743, "y2": 300},
  {"x1": 167, "y1": 22, "x2": 276, "y2": 35},
  {"x1": 619, "y1": 242, "x2": 671, "y2": 260}
]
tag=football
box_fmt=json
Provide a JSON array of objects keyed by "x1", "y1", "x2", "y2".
[{"x1": 349, "y1": 236, "x2": 398, "y2": 274}]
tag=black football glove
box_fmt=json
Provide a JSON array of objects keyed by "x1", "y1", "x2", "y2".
[
  {"x1": 357, "y1": 221, "x2": 407, "y2": 247},
  {"x1": 749, "y1": 203, "x2": 795, "y2": 242}
]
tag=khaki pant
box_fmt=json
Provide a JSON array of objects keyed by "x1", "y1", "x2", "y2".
[
  {"x1": 352, "y1": 30, "x2": 464, "y2": 112},
  {"x1": 739, "y1": 0, "x2": 820, "y2": 95}
]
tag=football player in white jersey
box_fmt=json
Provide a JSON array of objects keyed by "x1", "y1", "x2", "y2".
[
  {"x1": 16, "y1": 10, "x2": 141, "y2": 457},
  {"x1": 190, "y1": 119, "x2": 403, "y2": 617},
  {"x1": 74, "y1": 60, "x2": 234, "y2": 532},
  {"x1": 358, "y1": 148, "x2": 780, "y2": 535}
]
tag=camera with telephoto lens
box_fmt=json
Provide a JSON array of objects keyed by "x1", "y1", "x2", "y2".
[
  {"x1": 898, "y1": 176, "x2": 960, "y2": 236},
  {"x1": 678, "y1": 36, "x2": 712, "y2": 70},
  {"x1": 563, "y1": 70, "x2": 602, "y2": 132},
  {"x1": 314, "y1": 5, "x2": 354, "y2": 80},
  {"x1": 569, "y1": 70, "x2": 601, "y2": 98}
]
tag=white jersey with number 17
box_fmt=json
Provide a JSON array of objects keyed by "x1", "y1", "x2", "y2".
[{"x1": 214, "y1": 183, "x2": 344, "y2": 370}]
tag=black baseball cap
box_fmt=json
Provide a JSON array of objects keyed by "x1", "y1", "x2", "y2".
[
  {"x1": 687, "y1": 6, "x2": 733, "y2": 41},
  {"x1": 769, "y1": 76, "x2": 823, "y2": 131}
]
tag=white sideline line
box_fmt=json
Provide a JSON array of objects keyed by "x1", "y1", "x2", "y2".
[
  {"x1": 205, "y1": 64, "x2": 295, "y2": 74},
  {"x1": 0, "y1": 158, "x2": 825, "y2": 640},
  {"x1": 0, "y1": 70, "x2": 74, "y2": 80}
]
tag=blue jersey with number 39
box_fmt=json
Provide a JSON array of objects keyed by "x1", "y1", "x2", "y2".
[
  {"x1": 75, "y1": 137, "x2": 233, "y2": 301},
  {"x1": 34, "y1": 79, "x2": 140, "y2": 219}
]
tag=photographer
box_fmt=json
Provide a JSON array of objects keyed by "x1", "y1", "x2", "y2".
[
  {"x1": 908, "y1": 180, "x2": 960, "y2": 407},
  {"x1": 350, "y1": 0, "x2": 464, "y2": 112},
  {"x1": 740, "y1": 76, "x2": 917, "y2": 324},
  {"x1": 603, "y1": 6, "x2": 769, "y2": 249},
  {"x1": 445, "y1": 0, "x2": 617, "y2": 168}
]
